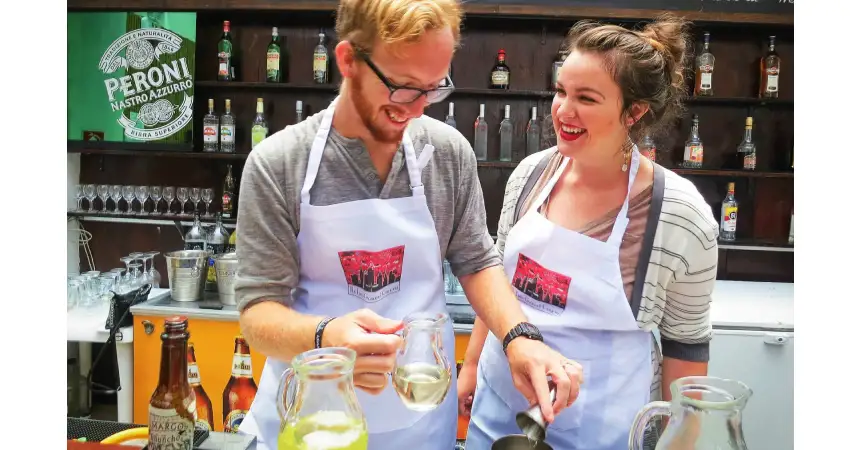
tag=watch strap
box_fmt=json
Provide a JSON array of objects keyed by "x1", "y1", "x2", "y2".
[{"x1": 502, "y1": 322, "x2": 543, "y2": 354}]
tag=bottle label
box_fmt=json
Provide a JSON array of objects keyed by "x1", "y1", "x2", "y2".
[
  {"x1": 700, "y1": 72, "x2": 712, "y2": 90},
  {"x1": 188, "y1": 362, "x2": 201, "y2": 385},
  {"x1": 203, "y1": 126, "x2": 218, "y2": 143},
  {"x1": 220, "y1": 125, "x2": 234, "y2": 143},
  {"x1": 313, "y1": 53, "x2": 327, "y2": 73},
  {"x1": 222, "y1": 193, "x2": 233, "y2": 217},
  {"x1": 195, "y1": 419, "x2": 212, "y2": 432},
  {"x1": 766, "y1": 74, "x2": 779, "y2": 92},
  {"x1": 743, "y1": 153, "x2": 756, "y2": 170},
  {"x1": 224, "y1": 410, "x2": 247, "y2": 433},
  {"x1": 148, "y1": 405, "x2": 195, "y2": 450},
  {"x1": 218, "y1": 52, "x2": 230, "y2": 77},
  {"x1": 722, "y1": 205, "x2": 738, "y2": 232},
  {"x1": 267, "y1": 51, "x2": 280, "y2": 73},
  {"x1": 686, "y1": 144, "x2": 703, "y2": 163},
  {"x1": 252, "y1": 125, "x2": 268, "y2": 148},
  {"x1": 491, "y1": 72, "x2": 509, "y2": 86},
  {"x1": 231, "y1": 354, "x2": 253, "y2": 377}
]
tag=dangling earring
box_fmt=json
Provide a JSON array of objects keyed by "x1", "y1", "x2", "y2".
[{"x1": 622, "y1": 147, "x2": 631, "y2": 172}]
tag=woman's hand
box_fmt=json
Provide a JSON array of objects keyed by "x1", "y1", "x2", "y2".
[{"x1": 457, "y1": 362, "x2": 478, "y2": 417}]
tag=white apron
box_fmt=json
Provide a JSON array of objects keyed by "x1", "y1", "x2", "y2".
[
  {"x1": 238, "y1": 98, "x2": 457, "y2": 450},
  {"x1": 466, "y1": 150, "x2": 652, "y2": 450}
]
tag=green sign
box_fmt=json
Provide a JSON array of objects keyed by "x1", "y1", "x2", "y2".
[{"x1": 68, "y1": 12, "x2": 197, "y2": 146}]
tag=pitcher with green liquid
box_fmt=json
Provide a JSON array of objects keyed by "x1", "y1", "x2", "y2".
[{"x1": 277, "y1": 347, "x2": 368, "y2": 450}]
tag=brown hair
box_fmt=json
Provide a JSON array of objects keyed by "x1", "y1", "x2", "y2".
[
  {"x1": 335, "y1": 0, "x2": 463, "y2": 54},
  {"x1": 564, "y1": 14, "x2": 691, "y2": 143}
]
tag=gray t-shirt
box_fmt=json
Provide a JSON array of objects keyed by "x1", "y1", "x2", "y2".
[{"x1": 234, "y1": 108, "x2": 500, "y2": 311}]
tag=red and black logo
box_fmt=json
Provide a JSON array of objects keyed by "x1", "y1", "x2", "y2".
[
  {"x1": 338, "y1": 245, "x2": 405, "y2": 302},
  {"x1": 512, "y1": 253, "x2": 571, "y2": 315}
]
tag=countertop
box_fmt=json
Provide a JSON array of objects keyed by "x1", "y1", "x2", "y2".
[{"x1": 130, "y1": 280, "x2": 793, "y2": 332}]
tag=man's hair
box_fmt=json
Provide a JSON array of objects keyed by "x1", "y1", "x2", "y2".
[{"x1": 335, "y1": 0, "x2": 463, "y2": 54}]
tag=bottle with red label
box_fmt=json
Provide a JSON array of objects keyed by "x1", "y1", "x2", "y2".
[
  {"x1": 759, "y1": 35, "x2": 780, "y2": 98},
  {"x1": 218, "y1": 21, "x2": 233, "y2": 81},
  {"x1": 638, "y1": 134, "x2": 657, "y2": 162},
  {"x1": 490, "y1": 49, "x2": 510, "y2": 90},
  {"x1": 202, "y1": 99, "x2": 219, "y2": 153}
]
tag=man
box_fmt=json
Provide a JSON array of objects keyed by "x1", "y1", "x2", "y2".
[{"x1": 234, "y1": 1, "x2": 583, "y2": 449}]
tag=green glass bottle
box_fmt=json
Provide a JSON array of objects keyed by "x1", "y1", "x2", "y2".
[
  {"x1": 266, "y1": 27, "x2": 281, "y2": 83},
  {"x1": 217, "y1": 21, "x2": 233, "y2": 81}
]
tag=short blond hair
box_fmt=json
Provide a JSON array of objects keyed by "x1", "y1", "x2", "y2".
[{"x1": 335, "y1": 0, "x2": 463, "y2": 53}]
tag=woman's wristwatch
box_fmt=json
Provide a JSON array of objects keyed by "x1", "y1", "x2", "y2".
[{"x1": 502, "y1": 322, "x2": 544, "y2": 354}]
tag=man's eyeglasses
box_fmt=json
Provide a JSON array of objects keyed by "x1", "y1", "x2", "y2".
[{"x1": 354, "y1": 48, "x2": 454, "y2": 104}]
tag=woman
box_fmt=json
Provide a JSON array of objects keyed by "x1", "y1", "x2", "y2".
[{"x1": 460, "y1": 16, "x2": 719, "y2": 450}]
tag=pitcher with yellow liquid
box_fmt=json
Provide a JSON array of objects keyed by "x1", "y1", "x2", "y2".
[{"x1": 277, "y1": 347, "x2": 367, "y2": 450}]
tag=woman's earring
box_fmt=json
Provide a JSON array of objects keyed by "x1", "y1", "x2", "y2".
[{"x1": 622, "y1": 148, "x2": 630, "y2": 172}]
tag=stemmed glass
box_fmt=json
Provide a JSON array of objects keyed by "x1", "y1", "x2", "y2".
[
  {"x1": 84, "y1": 184, "x2": 97, "y2": 212},
  {"x1": 74, "y1": 185, "x2": 84, "y2": 211},
  {"x1": 143, "y1": 252, "x2": 161, "y2": 288},
  {"x1": 201, "y1": 188, "x2": 214, "y2": 217},
  {"x1": 119, "y1": 256, "x2": 135, "y2": 292},
  {"x1": 163, "y1": 187, "x2": 176, "y2": 215},
  {"x1": 177, "y1": 187, "x2": 189, "y2": 216},
  {"x1": 136, "y1": 186, "x2": 150, "y2": 215},
  {"x1": 126, "y1": 262, "x2": 145, "y2": 292},
  {"x1": 150, "y1": 186, "x2": 163, "y2": 215},
  {"x1": 97, "y1": 185, "x2": 109, "y2": 212},
  {"x1": 110, "y1": 185, "x2": 123, "y2": 214},
  {"x1": 190, "y1": 188, "x2": 202, "y2": 215},
  {"x1": 122, "y1": 186, "x2": 137, "y2": 215}
]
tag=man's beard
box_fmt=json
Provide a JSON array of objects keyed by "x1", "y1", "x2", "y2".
[{"x1": 350, "y1": 75, "x2": 405, "y2": 144}]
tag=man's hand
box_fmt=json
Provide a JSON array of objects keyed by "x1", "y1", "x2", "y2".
[
  {"x1": 505, "y1": 338, "x2": 584, "y2": 423},
  {"x1": 457, "y1": 363, "x2": 478, "y2": 417},
  {"x1": 322, "y1": 309, "x2": 404, "y2": 395}
]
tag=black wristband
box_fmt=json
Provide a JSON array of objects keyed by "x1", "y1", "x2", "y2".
[
  {"x1": 502, "y1": 322, "x2": 544, "y2": 354},
  {"x1": 315, "y1": 317, "x2": 336, "y2": 349}
]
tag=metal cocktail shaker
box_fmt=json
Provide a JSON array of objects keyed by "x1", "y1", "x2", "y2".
[{"x1": 515, "y1": 387, "x2": 557, "y2": 443}]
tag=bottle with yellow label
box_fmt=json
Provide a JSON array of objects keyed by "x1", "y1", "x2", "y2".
[
  {"x1": 228, "y1": 228, "x2": 236, "y2": 253},
  {"x1": 720, "y1": 182, "x2": 738, "y2": 242}
]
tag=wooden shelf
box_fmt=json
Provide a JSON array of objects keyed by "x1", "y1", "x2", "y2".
[
  {"x1": 195, "y1": 81, "x2": 339, "y2": 92},
  {"x1": 718, "y1": 238, "x2": 793, "y2": 253},
  {"x1": 68, "y1": 211, "x2": 237, "y2": 228},
  {"x1": 69, "y1": 147, "x2": 250, "y2": 160},
  {"x1": 683, "y1": 97, "x2": 793, "y2": 107},
  {"x1": 672, "y1": 168, "x2": 793, "y2": 178}
]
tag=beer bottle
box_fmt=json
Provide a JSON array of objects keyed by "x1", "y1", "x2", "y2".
[
  {"x1": 187, "y1": 342, "x2": 215, "y2": 432},
  {"x1": 149, "y1": 316, "x2": 196, "y2": 450},
  {"x1": 222, "y1": 335, "x2": 258, "y2": 433}
]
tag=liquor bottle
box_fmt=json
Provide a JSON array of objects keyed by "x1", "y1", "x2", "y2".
[
  {"x1": 490, "y1": 49, "x2": 510, "y2": 90},
  {"x1": 737, "y1": 116, "x2": 756, "y2": 171},
  {"x1": 759, "y1": 36, "x2": 780, "y2": 98},
  {"x1": 217, "y1": 21, "x2": 233, "y2": 81},
  {"x1": 149, "y1": 316, "x2": 196, "y2": 450},
  {"x1": 266, "y1": 27, "x2": 282, "y2": 83},
  {"x1": 222, "y1": 164, "x2": 236, "y2": 219},
  {"x1": 682, "y1": 114, "x2": 704, "y2": 169},
  {"x1": 313, "y1": 30, "x2": 330, "y2": 84},
  {"x1": 694, "y1": 32, "x2": 715, "y2": 97},
  {"x1": 719, "y1": 182, "x2": 738, "y2": 242},
  {"x1": 203, "y1": 99, "x2": 219, "y2": 153},
  {"x1": 499, "y1": 105, "x2": 513, "y2": 162},
  {"x1": 187, "y1": 342, "x2": 215, "y2": 432},
  {"x1": 295, "y1": 100, "x2": 304, "y2": 123},
  {"x1": 222, "y1": 336, "x2": 258, "y2": 433},
  {"x1": 551, "y1": 39, "x2": 569, "y2": 89},
  {"x1": 440, "y1": 64, "x2": 453, "y2": 87},
  {"x1": 251, "y1": 98, "x2": 268, "y2": 149},
  {"x1": 445, "y1": 102, "x2": 457, "y2": 129},
  {"x1": 473, "y1": 104, "x2": 488, "y2": 161},
  {"x1": 526, "y1": 106, "x2": 541, "y2": 155},
  {"x1": 638, "y1": 134, "x2": 656, "y2": 162},
  {"x1": 220, "y1": 99, "x2": 235, "y2": 153},
  {"x1": 205, "y1": 213, "x2": 231, "y2": 291},
  {"x1": 788, "y1": 209, "x2": 794, "y2": 244},
  {"x1": 227, "y1": 229, "x2": 237, "y2": 253},
  {"x1": 184, "y1": 212, "x2": 207, "y2": 251}
]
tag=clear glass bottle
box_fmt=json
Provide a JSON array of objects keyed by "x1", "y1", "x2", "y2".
[
  {"x1": 788, "y1": 209, "x2": 794, "y2": 244},
  {"x1": 220, "y1": 99, "x2": 235, "y2": 153},
  {"x1": 736, "y1": 116, "x2": 756, "y2": 171},
  {"x1": 694, "y1": 32, "x2": 715, "y2": 97},
  {"x1": 499, "y1": 105, "x2": 513, "y2": 162},
  {"x1": 474, "y1": 104, "x2": 488, "y2": 161},
  {"x1": 526, "y1": 106, "x2": 541, "y2": 155},
  {"x1": 205, "y1": 212, "x2": 231, "y2": 291},
  {"x1": 184, "y1": 212, "x2": 206, "y2": 251},
  {"x1": 638, "y1": 134, "x2": 656, "y2": 162},
  {"x1": 295, "y1": 100, "x2": 304, "y2": 123},
  {"x1": 277, "y1": 348, "x2": 367, "y2": 450},
  {"x1": 445, "y1": 102, "x2": 457, "y2": 129},
  {"x1": 682, "y1": 114, "x2": 703, "y2": 169},
  {"x1": 719, "y1": 182, "x2": 738, "y2": 242},
  {"x1": 313, "y1": 30, "x2": 330, "y2": 84},
  {"x1": 551, "y1": 39, "x2": 569, "y2": 89},
  {"x1": 251, "y1": 98, "x2": 268, "y2": 150},
  {"x1": 203, "y1": 99, "x2": 219, "y2": 153},
  {"x1": 759, "y1": 35, "x2": 780, "y2": 98}
]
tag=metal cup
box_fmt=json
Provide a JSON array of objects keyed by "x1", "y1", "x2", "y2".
[
  {"x1": 164, "y1": 250, "x2": 210, "y2": 302},
  {"x1": 491, "y1": 435, "x2": 553, "y2": 450},
  {"x1": 214, "y1": 252, "x2": 239, "y2": 306},
  {"x1": 515, "y1": 387, "x2": 557, "y2": 443}
]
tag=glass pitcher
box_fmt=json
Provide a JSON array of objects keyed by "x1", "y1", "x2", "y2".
[
  {"x1": 629, "y1": 376, "x2": 753, "y2": 450},
  {"x1": 277, "y1": 347, "x2": 368, "y2": 450},
  {"x1": 391, "y1": 312, "x2": 452, "y2": 412}
]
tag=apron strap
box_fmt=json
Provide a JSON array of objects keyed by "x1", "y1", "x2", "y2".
[
  {"x1": 528, "y1": 156, "x2": 568, "y2": 213},
  {"x1": 402, "y1": 134, "x2": 426, "y2": 197},
  {"x1": 608, "y1": 147, "x2": 641, "y2": 247},
  {"x1": 417, "y1": 142, "x2": 435, "y2": 171},
  {"x1": 629, "y1": 162, "x2": 666, "y2": 320},
  {"x1": 300, "y1": 97, "x2": 339, "y2": 205}
]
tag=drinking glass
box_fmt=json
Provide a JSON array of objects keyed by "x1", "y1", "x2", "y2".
[
  {"x1": 177, "y1": 187, "x2": 189, "y2": 215},
  {"x1": 110, "y1": 185, "x2": 123, "y2": 214},
  {"x1": 127, "y1": 263, "x2": 145, "y2": 291},
  {"x1": 190, "y1": 187, "x2": 202, "y2": 215},
  {"x1": 201, "y1": 188, "x2": 214, "y2": 217},
  {"x1": 391, "y1": 312, "x2": 452, "y2": 411},
  {"x1": 143, "y1": 251, "x2": 162, "y2": 288},
  {"x1": 74, "y1": 185, "x2": 84, "y2": 211},
  {"x1": 96, "y1": 185, "x2": 109, "y2": 212},
  {"x1": 122, "y1": 186, "x2": 137, "y2": 215},
  {"x1": 84, "y1": 184, "x2": 97, "y2": 212},
  {"x1": 163, "y1": 187, "x2": 176, "y2": 215},
  {"x1": 136, "y1": 186, "x2": 150, "y2": 215},
  {"x1": 150, "y1": 186, "x2": 163, "y2": 215},
  {"x1": 67, "y1": 279, "x2": 83, "y2": 310}
]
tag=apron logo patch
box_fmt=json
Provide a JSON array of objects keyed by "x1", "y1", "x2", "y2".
[
  {"x1": 338, "y1": 245, "x2": 405, "y2": 303},
  {"x1": 512, "y1": 253, "x2": 571, "y2": 315}
]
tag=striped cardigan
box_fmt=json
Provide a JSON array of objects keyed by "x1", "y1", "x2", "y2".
[{"x1": 494, "y1": 147, "x2": 720, "y2": 400}]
